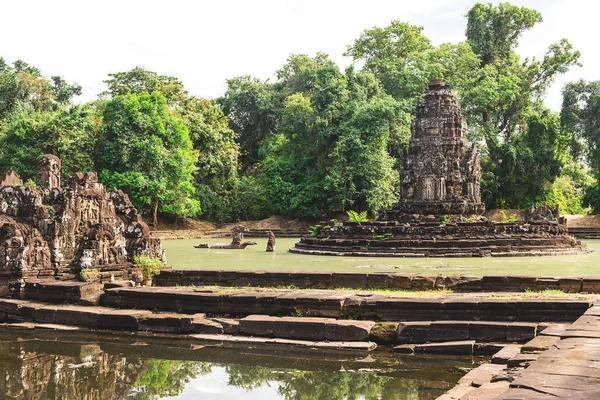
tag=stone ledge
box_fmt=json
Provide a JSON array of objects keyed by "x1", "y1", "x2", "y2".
[{"x1": 156, "y1": 269, "x2": 600, "y2": 294}]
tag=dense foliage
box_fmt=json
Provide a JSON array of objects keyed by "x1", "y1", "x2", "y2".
[{"x1": 0, "y1": 2, "x2": 597, "y2": 222}]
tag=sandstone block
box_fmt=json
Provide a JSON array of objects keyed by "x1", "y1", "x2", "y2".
[
  {"x1": 492, "y1": 344, "x2": 522, "y2": 364},
  {"x1": 324, "y1": 320, "x2": 375, "y2": 341},
  {"x1": 469, "y1": 321, "x2": 508, "y2": 341},
  {"x1": 332, "y1": 273, "x2": 367, "y2": 289},
  {"x1": 388, "y1": 274, "x2": 412, "y2": 289},
  {"x1": 507, "y1": 322, "x2": 537, "y2": 342},
  {"x1": 54, "y1": 306, "x2": 101, "y2": 328},
  {"x1": 97, "y1": 309, "x2": 150, "y2": 330},
  {"x1": 212, "y1": 318, "x2": 239, "y2": 334},
  {"x1": 192, "y1": 317, "x2": 223, "y2": 334},
  {"x1": 369, "y1": 322, "x2": 399, "y2": 344}
]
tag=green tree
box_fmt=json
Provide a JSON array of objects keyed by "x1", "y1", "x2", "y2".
[
  {"x1": 260, "y1": 56, "x2": 400, "y2": 217},
  {"x1": 179, "y1": 96, "x2": 239, "y2": 194},
  {"x1": 0, "y1": 58, "x2": 81, "y2": 121},
  {"x1": 481, "y1": 109, "x2": 564, "y2": 208},
  {"x1": 100, "y1": 92, "x2": 200, "y2": 226},
  {"x1": 0, "y1": 103, "x2": 100, "y2": 180},
  {"x1": 218, "y1": 75, "x2": 279, "y2": 170},
  {"x1": 102, "y1": 66, "x2": 187, "y2": 105},
  {"x1": 464, "y1": 2, "x2": 580, "y2": 139},
  {"x1": 561, "y1": 80, "x2": 600, "y2": 181}
]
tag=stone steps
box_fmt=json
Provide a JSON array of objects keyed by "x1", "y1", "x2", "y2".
[
  {"x1": 100, "y1": 287, "x2": 591, "y2": 322},
  {"x1": 437, "y1": 303, "x2": 600, "y2": 399},
  {"x1": 0, "y1": 299, "x2": 380, "y2": 349},
  {"x1": 396, "y1": 321, "x2": 537, "y2": 344}
]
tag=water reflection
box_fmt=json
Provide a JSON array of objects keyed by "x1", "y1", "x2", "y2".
[{"x1": 0, "y1": 330, "x2": 482, "y2": 399}]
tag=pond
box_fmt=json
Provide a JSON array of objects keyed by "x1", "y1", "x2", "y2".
[
  {"x1": 0, "y1": 330, "x2": 485, "y2": 399},
  {"x1": 162, "y1": 238, "x2": 600, "y2": 276}
]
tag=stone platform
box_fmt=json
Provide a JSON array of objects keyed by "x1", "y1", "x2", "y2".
[{"x1": 290, "y1": 220, "x2": 590, "y2": 257}]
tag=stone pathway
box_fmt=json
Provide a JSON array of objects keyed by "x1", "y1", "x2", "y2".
[{"x1": 437, "y1": 302, "x2": 600, "y2": 399}]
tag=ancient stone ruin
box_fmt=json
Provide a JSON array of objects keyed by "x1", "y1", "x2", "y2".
[
  {"x1": 290, "y1": 79, "x2": 590, "y2": 257},
  {"x1": 194, "y1": 225, "x2": 257, "y2": 249},
  {"x1": 394, "y1": 78, "x2": 483, "y2": 216},
  {"x1": 0, "y1": 155, "x2": 164, "y2": 295}
]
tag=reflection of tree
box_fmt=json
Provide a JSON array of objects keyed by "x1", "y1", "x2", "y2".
[
  {"x1": 225, "y1": 365, "x2": 409, "y2": 400},
  {"x1": 131, "y1": 360, "x2": 211, "y2": 399}
]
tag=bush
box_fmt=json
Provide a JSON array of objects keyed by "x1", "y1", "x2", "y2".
[
  {"x1": 80, "y1": 268, "x2": 100, "y2": 282},
  {"x1": 133, "y1": 255, "x2": 164, "y2": 280}
]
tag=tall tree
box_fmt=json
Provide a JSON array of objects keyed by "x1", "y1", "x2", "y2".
[
  {"x1": 218, "y1": 76, "x2": 278, "y2": 170},
  {"x1": 99, "y1": 92, "x2": 200, "y2": 226},
  {"x1": 102, "y1": 67, "x2": 188, "y2": 105},
  {"x1": 0, "y1": 58, "x2": 81, "y2": 121},
  {"x1": 561, "y1": 80, "x2": 600, "y2": 181},
  {"x1": 0, "y1": 103, "x2": 100, "y2": 181}
]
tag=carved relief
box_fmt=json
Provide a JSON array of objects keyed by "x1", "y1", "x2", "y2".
[{"x1": 0, "y1": 156, "x2": 165, "y2": 282}]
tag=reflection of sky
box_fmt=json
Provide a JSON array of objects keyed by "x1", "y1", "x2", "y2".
[{"x1": 163, "y1": 367, "x2": 282, "y2": 400}]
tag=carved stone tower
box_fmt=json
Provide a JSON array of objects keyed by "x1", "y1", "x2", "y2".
[
  {"x1": 396, "y1": 79, "x2": 484, "y2": 215},
  {"x1": 38, "y1": 154, "x2": 61, "y2": 191}
]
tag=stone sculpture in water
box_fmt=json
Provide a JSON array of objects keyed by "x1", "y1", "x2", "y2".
[
  {"x1": 266, "y1": 230, "x2": 276, "y2": 252},
  {"x1": 194, "y1": 225, "x2": 257, "y2": 249}
]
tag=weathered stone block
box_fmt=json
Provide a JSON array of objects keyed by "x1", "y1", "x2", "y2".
[
  {"x1": 325, "y1": 320, "x2": 375, "y2": 341},
  {"x1": 428, "y1": 321, "x2": 470, "y2": 342},
  {"x1": 402, "y1": 340, "x2": 475, "y2": 355},
  {"x1": 97, "y1": 309, "x2": 150, "y2": 330},
  {"x1": 138, "y1": 313, "x2": 188, "y2": 333},
  {"x1": 192, "y1": 317, "x2": 223, "y2": 334},
  {"x1": 521, "y1": 334, "x2": 560, "y2": 353},
  {"x1": 33, "y1": 306, "x2": 58, "y2": 324},
  {"x1": 332, "y1": 273, "x2": 367, "y2": 289},
  {"x1": 369, "y1": 322, "x2": 399, "y2": 344},
  {"x1": 212, "y1": 318, "x2": 239, "y2": 334},
  {"x1": 410, "y1": 275, "x2": 436, "y2": 290},
  {"x1": 558, "y1": 277, "x2": 583, "y2": 293},
  {"x1": 469, "y1": 321, "x2": 508, "y2": 341},
  {"x1": 365, "y1": 273, "x2": 390, "y2": 289},
  {"x1": 581, "y1": 277, "x2": 600, "y2": 293},
  {"x1": 54, "y1": 306, "x2": 101, "y2": 328},
  {"x1": 388, "y1": 274, "x2": 412, "y2": 289},
  {"x1": 507, "y1": 322, "x2": 538, "y2": 342}
]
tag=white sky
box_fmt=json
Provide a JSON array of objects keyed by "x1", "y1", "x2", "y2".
[{"x1": 2, "y1": 0, "x2": 598, "y2": 111}]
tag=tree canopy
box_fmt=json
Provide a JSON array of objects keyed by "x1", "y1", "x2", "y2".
[{"x1": 0, "y1": 1, "x2": 596, "y2": 223}]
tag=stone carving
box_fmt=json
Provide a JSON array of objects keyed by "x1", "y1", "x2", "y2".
[
  {"x1": 396, "y1": 79, "x2": 484, "y2": 215},
  {"x1": 194, "y1": 226, "x2": 257, "y2": 249},
  {"x1": 0, "y1": 171, "x2": 23, "y2": 186},
  {"x1": 266, "y1": 230, "x2": 276, "y2": 252},
  {"x1": 0, "y1": 155, "x2": 165, "y2": 294},
  {"x1": 38, "y1": 154, "x2": 61, "y2": 191},
  {"x1": 527, "y1": 201, "x2": 559, "y2": 222}
]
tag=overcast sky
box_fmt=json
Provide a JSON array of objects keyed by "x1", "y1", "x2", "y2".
[{"x1": 2, "y1": 0, "x2": 597, "y2": 111}]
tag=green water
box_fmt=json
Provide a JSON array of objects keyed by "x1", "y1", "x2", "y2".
[
  {"x1": 0, "y1": 330, "x2": 483, "y2": 399},
  {"x1": 162, "y1": 238, "x2": 600, "y2": 276}
]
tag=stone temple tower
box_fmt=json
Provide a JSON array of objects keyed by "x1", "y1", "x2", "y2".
[{"x1": 396, "y1": 79, "x2": 484, "y2": 215}]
